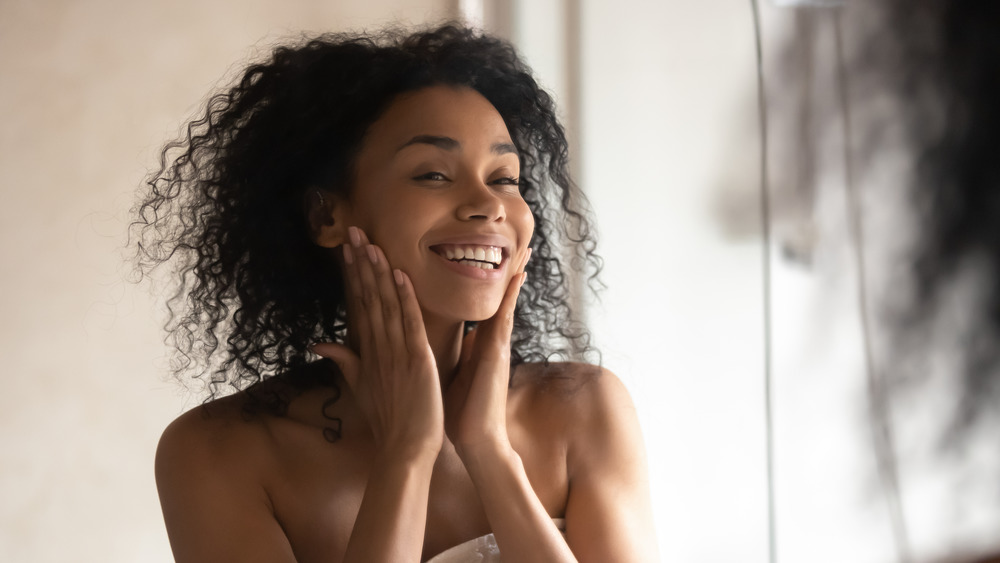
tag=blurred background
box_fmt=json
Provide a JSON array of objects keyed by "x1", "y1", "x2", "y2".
[{"x1": 1, "y1": 0, "x2": 997, "y2": 561}]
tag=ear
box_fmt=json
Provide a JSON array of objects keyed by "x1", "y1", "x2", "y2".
[{"x1": 308, "y1": 189, "x2": 350, "y2": 248}]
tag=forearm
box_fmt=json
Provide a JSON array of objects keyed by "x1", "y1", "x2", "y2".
[
  {"x1": 460, "y1": 442, "x2": 577, "y2": 563},
  {"x1": 342, "y1": 451, "x2": 435, "y2": 563}
]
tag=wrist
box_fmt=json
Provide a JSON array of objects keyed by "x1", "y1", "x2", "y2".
[
  {"x1": 456, "y1": 436, "x2": 516, "y2": 471},
  {"x1": 376, "y1": 437, "x2": 442, "y2": 470}
]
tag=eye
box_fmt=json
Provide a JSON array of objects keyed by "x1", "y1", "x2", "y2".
[
  {"x1": 413, "y1": 171, "x2": 450, "y2": 182},
  {"x1": 490, "y1": 176, "x2": 520, "y2": 187}
]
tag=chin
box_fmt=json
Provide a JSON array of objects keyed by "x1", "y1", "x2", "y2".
[
  {"x1": 465, "y1": 309, "x2": 499, "y2": 323},
  {"x1": 425, "y1": 296, "x2": 503, "y2": 325},
  {"x1": 461, "y1": 303, "x2": 504, "y2": 323}
]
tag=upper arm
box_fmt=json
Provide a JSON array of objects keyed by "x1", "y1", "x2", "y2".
[
  {"x1": 563, "y1": 368, "x2": 660, "y2": 563},
  {"x1": 155, "y1": 409, "x2": 297, "y2": 563}
]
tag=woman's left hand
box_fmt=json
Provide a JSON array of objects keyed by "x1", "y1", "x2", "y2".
[{"x1": 444, "y1": 248, "x2": 530, "y2": 456}]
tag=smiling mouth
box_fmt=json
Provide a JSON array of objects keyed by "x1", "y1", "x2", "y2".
[{"x1": 431, "y1": 244, "x2": 504, "y2": 270}]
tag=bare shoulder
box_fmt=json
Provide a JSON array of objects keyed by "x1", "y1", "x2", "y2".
[
  {"x1": 155, "y1": 394, "x2": 275, "y2": 494},
  {"x1": 513, "y1": 362, "x2": 644, "y2": 478},
  {"x1": 156, "y1": 362, "x2": 345, "y2": 482},
  {"x1": 509, "y1": 361, "x2": 658, "y2": 561},
  {"x1": 510, "y1": 362, "x2": 637, "y2": 447},
  {"x1": 511, "y1": 361, "x2": 634, "y2": 414},
  {"x1": 155, "y1": 394, "x2": 304, "y2": 562},
  {"x1": 520, "y1": 364, "x2": 659, "y2": 561},
  {"x1": 159, "y1": 394, "x2": 250, "y2": 446}
]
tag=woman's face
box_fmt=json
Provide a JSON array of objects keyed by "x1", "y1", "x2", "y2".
[{"x1": 343, "y1": 85, "x2": 534, "y2": 324}]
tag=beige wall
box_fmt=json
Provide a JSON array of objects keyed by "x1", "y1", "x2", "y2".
[{"x1": 0, "y1": 2, "x2": 452, "y2": 561}]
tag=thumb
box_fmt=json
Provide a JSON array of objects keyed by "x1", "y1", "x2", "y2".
[
  {"x1": 446, "y1": 329, "x2": 478, "y2": 394},
  {"x1": 460, "y1": 326, "x2": 478, "y2": 364},
  {"x1": 311, "y1": 342, "x2": 361, "y2": 391}
]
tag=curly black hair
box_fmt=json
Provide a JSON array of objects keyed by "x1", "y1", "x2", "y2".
[{"x1": 131, "y1": 24, "x2": 602, "y2": 413}]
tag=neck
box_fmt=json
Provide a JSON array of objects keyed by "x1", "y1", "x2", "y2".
[{"x1": 421, "y1": 313, "x2": 465, "y2": 389}]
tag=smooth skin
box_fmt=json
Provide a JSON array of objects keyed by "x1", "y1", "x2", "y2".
[{"x1": 155, "y1": 86, "x2": 659, "y2": 562}]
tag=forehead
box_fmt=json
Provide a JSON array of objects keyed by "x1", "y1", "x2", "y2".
[{"x1": 361, "y1": 85, "x2": 513, "y2": 150}]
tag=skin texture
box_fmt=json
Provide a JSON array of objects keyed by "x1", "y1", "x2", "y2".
[{"x1": 155, "y1": 86, "x2": 659, "y2": 563}]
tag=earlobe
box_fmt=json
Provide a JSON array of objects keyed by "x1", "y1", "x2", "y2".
[{"x1": 309, "y1": 189, "x2": 349, "y2": 248}]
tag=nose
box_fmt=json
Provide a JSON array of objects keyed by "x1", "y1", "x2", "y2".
[{"x1": 456, "y1": 180, "x2": 506, "y2": 222}]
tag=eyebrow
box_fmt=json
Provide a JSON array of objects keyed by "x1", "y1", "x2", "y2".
[{"x1": 396, "y1": 135, "x2": 518, "y2": 156}]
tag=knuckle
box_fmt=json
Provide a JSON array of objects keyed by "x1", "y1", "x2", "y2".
[
  {"x1": 346, "y1": 278, "x2": 363, "y2": 297},
  {"x1": 361, "y1": 287, "x2": 379, "y2": 307},
  {"x1": 381, "y1": 300, "x2": 400, "y2": 319},
  {"x1": 411, "y1": 342, "x2": 432, "y2": 361},
  {"x1": 497, "y1": 311, "x2": 515, "y2": 332},
  {"x1": 378, "y1": 356, "x2": 394, "y2": 374},
  {"x1": 479, "y1": 341, "x2": 508, "y2": 362},
  {"x1": 493, "y1": 342, "x2": 510, "y2": 359}
]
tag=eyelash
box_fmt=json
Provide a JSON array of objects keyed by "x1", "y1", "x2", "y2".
[
  {"x1": 414, "y1": 171, "x2": 448, "y2": 182},
  {"x1": 412, "y1": 172, "x2": 520, "y2": 186},
  {"x1": 493, "y1": 176, "x2": 520, "y2": 186}
]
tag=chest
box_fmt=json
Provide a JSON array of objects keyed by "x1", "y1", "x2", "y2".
[{"x1": 262, "y1": 424, "x2": 568, "y2": 563}]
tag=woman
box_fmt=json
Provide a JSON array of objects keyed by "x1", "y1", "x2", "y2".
[{"x1": 137, "y1": 24, "x2": 659, "y2": 562}]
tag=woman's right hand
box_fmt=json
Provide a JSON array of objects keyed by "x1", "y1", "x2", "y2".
[{"x1": 312, "y1": 226, "x2": 444, "y2": 462}]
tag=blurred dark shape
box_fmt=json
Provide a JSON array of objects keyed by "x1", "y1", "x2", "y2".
[
  {"x1": 937, "y1": 553, "x2": 1000, "y2": 563},
  {"x1": 899, "y1": 0, "x2": 1000, "y2": 437},
  {"x1": 785, "y1": 0, "x2": 1000, "y2": 443}
]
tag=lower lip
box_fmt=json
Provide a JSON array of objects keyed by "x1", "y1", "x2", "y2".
[{"x1": 433, "y1": 252, "x2": 506, "y2": 280}]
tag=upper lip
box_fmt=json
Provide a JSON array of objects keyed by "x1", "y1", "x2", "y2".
[{"x1": 427, "y1": 233, "x2": 514, "y2": 261}]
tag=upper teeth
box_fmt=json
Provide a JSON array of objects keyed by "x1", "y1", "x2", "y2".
[{"x1": 440, "y1": 245, "x2": 502, "y2": 265}]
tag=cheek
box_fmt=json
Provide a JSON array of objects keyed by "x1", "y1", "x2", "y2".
[
  {"x1": 512, "y1": 199, "x2": 536, "y2": 244},
  {"x1": 366, "y1": 207, "x2": 429, "y2": 268},
  {"x1": 353, "y1": 190, "x2": 413, "y2": 241}
]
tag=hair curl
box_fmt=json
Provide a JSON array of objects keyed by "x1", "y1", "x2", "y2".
[{"x1": 131, "y1": 24, "x2": 602, "y2": 412}]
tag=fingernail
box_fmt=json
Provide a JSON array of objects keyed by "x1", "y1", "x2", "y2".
[
  {"x1": 393, "y1": 269, "x2": 404, "y2": 286},
  {"x1": 366, "y1": 245, "x2": 378, "y2": 264},
  {"x1": 520, "y1": 272, "x2": 528, "y2": 287},
  {"x1": 343, "y1": 244, "x2": 353, "y2": 265},
  {"x1": 349, "y1": 226, "x2": 361, "y2": 247}
]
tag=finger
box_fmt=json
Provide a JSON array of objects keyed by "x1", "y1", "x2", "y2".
[
  {"x1": 518, "y1": 247, "x2": 532, "y2": 274},
  {"x1": 476, "y1": 246, "x2": 528, "y2": 337},
  {"x1": 497, "y1": 270, "x2": 526, "y2": 337},
  {"x1": 342, "y1": 227, "x2": 364, "y2": 306},
  {"x1": 355, "y1": 241, "x2": 394, "y2": 374},
  {"x1": 394, "y1": 269, "x2": 433, "y2": 362},
  {"x1": 341, "y1": 243, "x2": 360, "y2": 308},
  {"x1": 352, "y1": 225, "x2": 371, "y2": 246},
  {"x1": 341, "y1": 240, "x2": 371, "y2": 355},
  {"x1": 460, "y1": 326, "x2": 477, "y2": 363},
  {"x1": 311, "y1": 342, "x2": 361, "y2": 391},
  {"x1": 446, "y1": 327, "x2": 476, "y2": 393},
  {"x1": 498, "y1": 267, "x2": 527, "y2": 324},
  {"x1": 474, "y1": 270, "x2": 525, "y2": 361},
  {"x1": 368, "y1": 245, "x2": 408, "y2": 358}
]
